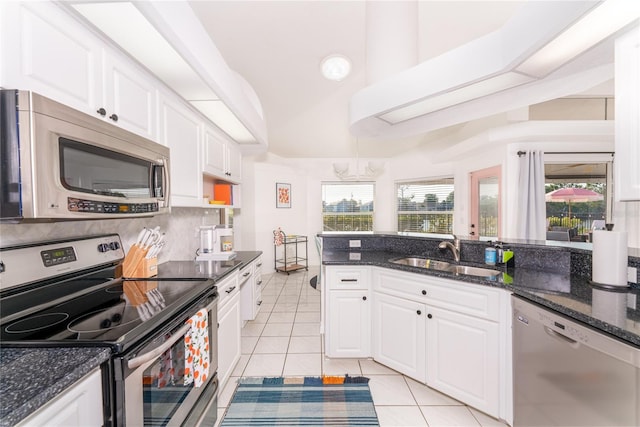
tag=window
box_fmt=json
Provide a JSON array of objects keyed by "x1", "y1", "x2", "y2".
[
  {"x1": 544, "y1": 159, "x2": 611, "y2": 241},
  {"x1": 397, "y1": 178, "x2": 454, "y2": 234},
  {"x1": 322, "y1": 182, "x2": 374, "y2": 232}
]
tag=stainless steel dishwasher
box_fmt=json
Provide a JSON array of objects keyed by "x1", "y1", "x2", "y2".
[{"x1": 512, "y1": 296, "x2": 640, "y2": 427}]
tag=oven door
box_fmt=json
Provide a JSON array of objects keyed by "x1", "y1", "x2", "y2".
[{"x1": 114, "y1": 295, "x2": 218, "y2": 426}]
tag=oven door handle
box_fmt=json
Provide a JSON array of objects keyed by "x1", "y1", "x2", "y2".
[{"x1": 127, "y1": 323, "x2": 192, "y2": 369}]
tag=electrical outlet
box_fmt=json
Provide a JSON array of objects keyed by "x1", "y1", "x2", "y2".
[
  {"x1": 349, "y1": 252, "x2": 361, "y2": 261},
  {"x1": 628, "y1": 293, "x2": 637, "y2": 310},
  {"x1": 628, "y1": 266, "x2": 638, "y2": 284},
  {"x1": 349, "y1": 240, "x2": 361, "y2": 248}
]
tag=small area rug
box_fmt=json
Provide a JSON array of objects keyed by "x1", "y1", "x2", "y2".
[{"x1": 220, "y1": 375, "x2": 379, "y2": 426}]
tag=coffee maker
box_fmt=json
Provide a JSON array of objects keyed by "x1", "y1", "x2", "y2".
[{"x1": 196, "y1": 225, "x2": 236, "y2": 261}]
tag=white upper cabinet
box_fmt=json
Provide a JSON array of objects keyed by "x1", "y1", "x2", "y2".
[
  {"x1": 0, "y1": 2, "x2": 101, "y2": 113},
  {"x1": 160, "y1": 93, "x2": 202, "y2": 207},
  {"x1": 0, "y1": 2, "x2": 158, "y2": 141},
  {"x1": 615, "y1": 25, "x2": 640, "y2": 202},
  {"x1": 203, "y1": 126, "x2": 242, "y2": 184},
  {"x1": 102, "y1": 54, "x2": 158, "y2": 140}
]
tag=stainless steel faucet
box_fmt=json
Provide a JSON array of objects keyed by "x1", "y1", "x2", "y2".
[{"x1": 438, "y1": 234, "x2": 461, "y2": 262}]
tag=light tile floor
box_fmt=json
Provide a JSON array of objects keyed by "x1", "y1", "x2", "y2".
[{"x1": 215, "y1": 268, "x2": 509, "y2": 427}]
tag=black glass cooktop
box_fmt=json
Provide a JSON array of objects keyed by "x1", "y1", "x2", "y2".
[
  {"x1": 0, "y1": 276, "x2": 215, "y2": 352},
  {"x1": 151, "y1": 260, "x2": 242, "y2": 281}
]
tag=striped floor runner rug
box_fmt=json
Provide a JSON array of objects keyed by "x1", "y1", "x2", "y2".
[{"x1": 220, "y1": 376, "x2": 379, "y2": 426}]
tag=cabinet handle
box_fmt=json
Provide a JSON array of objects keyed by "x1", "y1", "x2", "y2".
[
  {"x1": 257, "y1": 263, "x2": 262, "y2": 267},
  {"x1": 96, "y1": 107, "x2": 106, "y2": 116},
  {"x1": 257, "y1": 280, "x2": 262, "y2": 286},
  {"x1": 257, "y1": 300, "x2": 262, "y2": 306},
  {"x1": 341, "y1": 279, "x2": 358, "y2": 282},
  {"x1": 362, "y1": 296, "x2": 367, "y2": 301},
  {"x1": 417, "y1": 310, "x2": 422, "y2": 315},
  {"x1": 243, "y1": 272, "x2": 251, "y2": 277},
  {"x1": 225, "y1": 286, "x2": 236, "y2": 294},
  {"x1": 421, "y1": 290, "x2": 427, "y2": 295},
  {"x1": 109, "y1": 113, "x2": 119, "y2": 122},
  {"x1": 427, "y1": 314, "x2": 433, "y2": 319}
]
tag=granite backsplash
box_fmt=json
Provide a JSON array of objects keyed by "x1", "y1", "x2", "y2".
[{"x1": 319, "y1": 233, "x2": 640, "y2": 287}]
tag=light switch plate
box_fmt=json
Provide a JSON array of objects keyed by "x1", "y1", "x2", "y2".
[
  {"x1": 349, "y1": 252, "x2": 361, "y2": 261},
  {"x1": 349, "y1": 240, "x2": 361, "y2": 248}
]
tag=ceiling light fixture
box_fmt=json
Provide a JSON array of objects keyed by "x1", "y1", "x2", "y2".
[{"x1": 321, "y1": 55, "x2": 352, "y2": 81}]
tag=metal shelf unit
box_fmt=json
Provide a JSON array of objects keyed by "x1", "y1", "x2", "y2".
[{"x1": 274, "y1": 234, "x2": 308, "y2": 274}]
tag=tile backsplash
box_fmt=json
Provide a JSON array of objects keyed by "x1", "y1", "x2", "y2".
[{"x1": 0, "y1": 208, "x2": 222, "y2": 262}]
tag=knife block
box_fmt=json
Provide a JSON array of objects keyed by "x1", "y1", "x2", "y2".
[{"x1": 124, "y1": 257, "x2": 158, "y2": 278}]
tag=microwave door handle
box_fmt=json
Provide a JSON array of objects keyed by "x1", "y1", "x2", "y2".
[
  {"x1": 161, "y1": 158, "x2": 170, "y2": 208},
  {"x1": 128, "y1": 323, "x2": 191, "y2": 369}
]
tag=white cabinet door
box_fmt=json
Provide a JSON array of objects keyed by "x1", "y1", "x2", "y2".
[
  {"x1": 203, "y1": 127, "x2": 227, "y2": 178},
  {"x1": 226, "y1": 141, "x2": 242, "y2": 184},
  {"x1": 326, "y1": 290, "x2": 370, "y2": 358},
  {"x1": 426, "y1": 305, "x2": 500, "y2": 417},
  {"x1": 103, "y1": 53, "x2": 157, "y2": 140},
  {"x1": 615, "y1": 24, "x2": 640, "y2": 201},
  {"x1": 372, "y1": 292, "x2": 426, "y2": 382},
  {"x1": 17, "y1": 369, "x2": 103, "y2": 427},
  {"x1": 218, "y1": 290, "x2": 242, "y2": 389},
  {"x1": 160, "y1": 96, "x2": 203, "y2": 207},
  {"x1": 0, "y1": 1, "x2": 101, "y2": 114},
  {"x1": 203, "y1": 126, "x2": 243, "y2": 184}
]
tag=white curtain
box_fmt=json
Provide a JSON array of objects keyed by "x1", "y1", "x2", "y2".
[{"x1": 517, "y1": 151, "x2": 546, "y2": 240}]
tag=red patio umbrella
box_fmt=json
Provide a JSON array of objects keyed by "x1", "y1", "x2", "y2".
[{"x1": 545, "y1": 187, "x2": 604, "y2": 220}]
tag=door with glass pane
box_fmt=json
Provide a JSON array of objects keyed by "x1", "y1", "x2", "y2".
[{"x1": 470, "y1": 166, "x2": 501, "y2": 240}]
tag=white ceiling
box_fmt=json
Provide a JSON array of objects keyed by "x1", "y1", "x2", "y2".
[{"x1": 188, "y1": 1, "x2": 610, "y2": 159}]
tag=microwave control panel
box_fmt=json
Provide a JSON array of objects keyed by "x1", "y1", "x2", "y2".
[{"x1": 67, "y1": 198, "x2": 159, "y2": 214}]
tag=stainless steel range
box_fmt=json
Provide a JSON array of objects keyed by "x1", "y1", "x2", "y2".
[{"x1": 0, "y1": 234, "x2": 219, "y2": 427}]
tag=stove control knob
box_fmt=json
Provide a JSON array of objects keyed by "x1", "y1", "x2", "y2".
[
  {"x1": 109, "y1": 241, "x2": 120, "y2": 251},
  {"x1": 111, "y1": 313, "x2": 122, "y2": 323},
  {"x1": 100, "y1": 318, "x2": 112, "y2": 329},
  {"x1": 97, "y1": 243, "x2": 109, "y2": 253},
  {"x1": 0, "y1": 261, "x2": 4, "y2": 273}
]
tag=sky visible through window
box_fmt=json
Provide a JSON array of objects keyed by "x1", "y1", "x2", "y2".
[{"x1": 322, "y1": 183, "x2": 374, "y2": 205}]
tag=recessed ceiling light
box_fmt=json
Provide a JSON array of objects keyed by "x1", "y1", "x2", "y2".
[{"x1": 321, "y1": 55, "x2": 352, "y2": 81}]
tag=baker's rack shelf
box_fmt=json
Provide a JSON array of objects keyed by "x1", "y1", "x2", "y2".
[{"x1": 274, "y1": 232, "x2": 308, "y2": 275}]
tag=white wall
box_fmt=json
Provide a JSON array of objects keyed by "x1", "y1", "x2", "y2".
[{"x1": 244, "y1": 118, "x2": 639, "y2": 254}]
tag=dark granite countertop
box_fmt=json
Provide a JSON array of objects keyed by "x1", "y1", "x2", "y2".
[
  {"x1": 0, "y1": 346, "x2": 111, "y2": 427},
  {"x1": 0, "y1": 251, "x2": 262, "y2": 426},
  {"x1": 323, "y1": 249, "x2": 640, "y2": 348}
]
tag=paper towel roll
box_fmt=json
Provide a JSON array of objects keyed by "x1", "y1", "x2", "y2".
[{"x1": 592, "y1": 230, "x2": 628, "y2": 287}]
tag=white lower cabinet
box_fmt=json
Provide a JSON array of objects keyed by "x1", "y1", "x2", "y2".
[
  {"x1": 240, "y1": 256, "x2": 263, "y2": 321},
  {"x1": 325, "y1": 267, "x2": 371, "y2": 358},
  {"x1": 325, "y1": 265, "x2": 511, "y2": 422},
  {"x1": 17, "y1": 368, "x2": 103, "y2": 427},
  {"x1": 217, "y1": 274, "x2": 241, "y2": 389},
  {"x1": 327, "y1": 290, "x2": 371, "y2": 357},
  {"x1": 372, "y1": 292, "x2": 426, "y2": 382},
  {"x1": 425, "y1": 305, "x2": 500, "y2": 416}
]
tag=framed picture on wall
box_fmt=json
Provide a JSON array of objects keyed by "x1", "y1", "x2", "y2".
[{"x1": 276, "y1": 183, "x2": 291, "y2": 208}]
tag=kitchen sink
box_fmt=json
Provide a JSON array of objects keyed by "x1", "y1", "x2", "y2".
[
  {"x1": 389, "y1": 257, "x2": 501, "y2": 278},
  {"x1": 389, "y1": 257, "x2": 452, "y2": 271},
  {"x1": 449, "y1": 265, "x2": 501, "y2": 278}
]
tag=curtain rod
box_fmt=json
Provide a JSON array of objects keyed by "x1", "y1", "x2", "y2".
[{"x1": 517, "y1": 151, "x2": 614, "y2": 157}]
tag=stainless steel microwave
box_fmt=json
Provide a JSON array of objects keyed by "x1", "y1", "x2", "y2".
[{"x1": 0, "y1": 90, "x2": 170, "y2": 221}]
